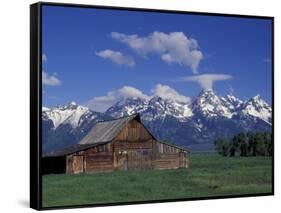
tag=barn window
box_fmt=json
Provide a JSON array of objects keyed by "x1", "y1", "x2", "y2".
[
  {"x1": 164, "y1": 145, "x2": 167, "y2": 153},
  {"x1": 160, "y1": 143, "x2": 163, "y2": 153},
  {"x1": 142, "y1": 150, "x2": 149, "y2": 156},
  {"x1": 97, "y1": 144, "x2": 106, "y2": 152}
]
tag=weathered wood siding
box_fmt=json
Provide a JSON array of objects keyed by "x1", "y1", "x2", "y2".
[
  {"x1": 84, "y1": 143, "x2": 114, "y2": 172},
  {"x1": 152, "y1": 140, "x2": 189, "y2": 169},
  {"x1": 65, "y1": 119, "x2": 189, "y2": 174},
  {"x1": 66, "y1": 143, "x2": 115, "y2": 173},
  {"x1": 115, "y1": 119, "x2": 152, "y2": 142}
]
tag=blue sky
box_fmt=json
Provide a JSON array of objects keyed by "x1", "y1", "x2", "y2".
[{"x1": 42, "y1": 5, "x2": 272, "y2": 112}]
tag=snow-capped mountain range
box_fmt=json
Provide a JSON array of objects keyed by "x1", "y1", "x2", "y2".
[
  {"x1": 106, "y1": 89, "x2": 271, "y2": 123},
  {"x1": 42, "y1": 89, "x2": 272, "y2": 153}
]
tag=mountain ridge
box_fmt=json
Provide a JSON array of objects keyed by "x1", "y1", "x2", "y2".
[{"x1": 42, "y1": 90, "x2": 272, "y2": 153}]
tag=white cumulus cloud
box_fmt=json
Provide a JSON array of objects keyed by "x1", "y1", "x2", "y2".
[
  {"x1": 180, "y1": 74, "x2": 232, "y2": 90},
  {"x1": 95, "y1": 49, "x2": 135, "y2": 67},
  {"x1": 151, "y1": 84, "x2": 190, "y2": 103},
  {"x1": 42, "y1": 71, "x2": 61, "y2": 86},
  {"x1": 84, "y1": 84, "x2": 190, "y2": 112},
  {"x1": 111, "y1": 31, "x2": 203, "y2": 73},
  {"x1": 84, "y1": 86, "x2": 149, "y2": 112}
]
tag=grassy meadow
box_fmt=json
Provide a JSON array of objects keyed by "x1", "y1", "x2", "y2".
[{"x1": 42, "y1": 154, "x2": 272, "y2": 207}]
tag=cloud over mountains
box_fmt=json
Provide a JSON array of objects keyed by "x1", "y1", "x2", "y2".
[
  {"x1": 179, "y1": 74, "x2": 233, "y2": 90},
  {"x1": 85, "y1": 84, "x2": 190, "y2": 112}
]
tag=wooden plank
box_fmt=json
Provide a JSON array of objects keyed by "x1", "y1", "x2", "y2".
[
  {"x1": 115, "y1": 119, "x2": 153, "y2": 142},
  {"x1": 114, "y1": 142, "x2": 153, "y2": 150},
  {"x1": 72, "y1": 155, "x2": 83, "y2": 174},
  {"x1": 86, "y1": 153, "x2": 113, "y2": 157},
  {"x1": 155, "y1": 153, "x2": 180, "y2": 158}
]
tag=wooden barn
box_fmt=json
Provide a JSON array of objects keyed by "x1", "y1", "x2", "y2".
[{"x1": 43, "y1": 114, "x2": 189, "y2": 174}]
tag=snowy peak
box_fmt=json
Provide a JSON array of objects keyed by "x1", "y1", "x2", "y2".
[
  {"x1": 60, "y1": 101, "x2": 79, "y2": 110},
  {"x1": 248, "y1": 94, "x2": 270, "y2": 107},
  {"x1": 43, "y1": 102, "x2": 92, "y2": 129},
  {"x1": 148, "y1": 96, "x2": 166, "y2": 112},
  {"x1": 195, "y1": 89, "x2": 221, "y2": 106},
  {"x1": 145, "y1": 96, "x2": 170, "y2": 120},
  {"x1": 106, "y1": 97, "x2": 148, "y2": 118},
  {"x1": 192, "y1": 89, "x2": 232, "y2": 118},
  {"x1": 147, "y1": 96, "x2": 192, "y2": 121},
  {"x1": 67, "y1": 101, "x2": 78, "y2": 108},
  {"x1": 224, "y1": 94, "x2": 243, "y2": 107},
  {"x1": 221, "y1": 94, "x2": 243, "y2": 111},
  {"x1": 42, "y1": 107, "x2": 50, "y2": 112},
  {"x1": 241, "y1": 95, "x2": 272, "y2": 122}
]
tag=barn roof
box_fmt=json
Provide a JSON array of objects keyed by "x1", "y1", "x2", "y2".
[
  {"x1": 43, "y1": 142, "x2": 109, "y2": 157},
  {"x1": 157, "y1": 141, "x2": 189, "y2": 153},
  {"x1": 78, "y1": 113, "x2": 146, "y2": 145}
]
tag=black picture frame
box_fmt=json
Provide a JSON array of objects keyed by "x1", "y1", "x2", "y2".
[{"x1": 30, "y1": 2, "x2": 274, "y2": 210}]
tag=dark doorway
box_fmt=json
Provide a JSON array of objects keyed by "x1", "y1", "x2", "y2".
[{"x1": 42, "y1": 156, "x2": 66, "y2": 175}]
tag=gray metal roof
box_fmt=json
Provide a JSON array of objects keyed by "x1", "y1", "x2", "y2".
[
  {"x1": 78, "y1": 114, "x2": 140, "y2": 145},
  {"x1": 43, "y1": 142, "x2": 107, "y2": 157}
]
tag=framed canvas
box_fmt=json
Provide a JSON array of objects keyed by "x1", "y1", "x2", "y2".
[{"x1": 30, "y1": 2, "x2": 274, "y2": 210}]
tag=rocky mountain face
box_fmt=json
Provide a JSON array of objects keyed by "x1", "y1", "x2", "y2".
[{"x1": 42, "y1": 90, "x2": 272, "y2": 153}]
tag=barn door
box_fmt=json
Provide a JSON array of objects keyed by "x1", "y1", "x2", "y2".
[
  {"x1": 179, "y1": 152, "x2": 186, "y2": 168},
  {"x1": 73, "y1": 155, "x2": 84, "y2": 174},
  {"x1": 117, "y1": 152, "x2": 128, "y2": 171},
  {"x1": 127, "y1": 150, "x2": 152, "y2": 170}
]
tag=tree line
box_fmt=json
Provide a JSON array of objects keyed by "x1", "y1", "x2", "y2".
[{"x1": 214, "y1": 132, "x2": 272, "y2": 157}]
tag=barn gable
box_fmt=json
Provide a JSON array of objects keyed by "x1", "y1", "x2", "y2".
[
  {"x1": 115, "y1": 118, "x2": 155, "y2": 142},
  {"x1": 79, "y1": 114, "x2": 143, "y2": 145}
]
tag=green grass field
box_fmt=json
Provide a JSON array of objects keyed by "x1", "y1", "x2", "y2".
[{"x1": 42, "y1": 154, "x2": 272, "y2": 207}]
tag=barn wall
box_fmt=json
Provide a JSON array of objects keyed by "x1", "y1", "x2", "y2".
[
  {"x1": 84, "y1": 143, "x2": 114, "y2": 172},
  {"x1": 152, "y1": 140, "x2": 189, "y2": 169},
  {"x1": 66, "y1": 143, "x2": 115, "y2": 174}
]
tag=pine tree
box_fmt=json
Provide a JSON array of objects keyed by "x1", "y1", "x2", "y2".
[
  {"x1": 247, "y1": 132, "x2": 255, "y2": 156},
  {"x1": 237, "y1": 133, "x2": 247, "y2": 156},
  {"x1": 253, "y1": 132, "x2": 266, "y2": 156},
  {"x1": 214, "y1": 138, "x2": 229, "y2": 157}
]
